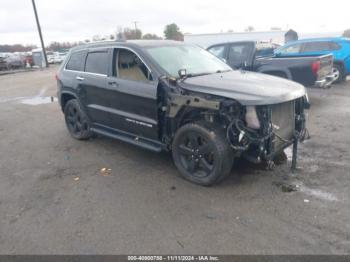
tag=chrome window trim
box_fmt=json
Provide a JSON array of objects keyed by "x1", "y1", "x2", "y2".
[{"x1": 64, "y1": 69, "x2": 107, "y2": 77}]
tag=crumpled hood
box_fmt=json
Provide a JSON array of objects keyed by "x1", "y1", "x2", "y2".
[{"x1": 180, "y1": 70, "x2": 306, "y2": 105}]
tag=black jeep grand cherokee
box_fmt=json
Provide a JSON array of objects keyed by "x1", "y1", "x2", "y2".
[{"x1": 57, "y1": 40, "x2": 308, "y2": 186}]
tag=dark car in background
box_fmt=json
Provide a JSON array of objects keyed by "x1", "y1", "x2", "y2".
[
  {"x1": 275, "y1": 37, "x2": 350, "y2": 83},
  {"x1": 56, "y1": 40, "x2": 308, "y2": 186},
  {"x1": 0, "y1": 55, "x2": 8, "y2": 70},
  {"x1": 208, "y1": 41, "x2": 334, "y2": 87},
  {"x1": 4, "y1": 54, "x2": 25, "y2": 70}
]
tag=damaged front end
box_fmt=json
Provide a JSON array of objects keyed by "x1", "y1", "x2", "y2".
[
  {"x1": 223, "y1": 97, "x2": 308, "y2": 169},
  {"x1": 162, "y1": 75, "x2": 309, "y2": 171}
]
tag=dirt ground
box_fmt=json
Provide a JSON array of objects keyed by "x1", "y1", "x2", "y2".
[{"x1": 0, "y1": 67, "x2": 349, "y2": 254}]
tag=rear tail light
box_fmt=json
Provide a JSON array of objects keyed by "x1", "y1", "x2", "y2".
[{"x1": 311, "y1": 61, "x2": 320, "y2": 76}]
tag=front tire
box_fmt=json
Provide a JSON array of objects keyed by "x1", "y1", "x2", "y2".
[
  {"x1": 172, "y1": 122, "x2": 234, "y2": 186},
  {"x1": 64, "y1": 99, "x2": 92, "y2": 140}
]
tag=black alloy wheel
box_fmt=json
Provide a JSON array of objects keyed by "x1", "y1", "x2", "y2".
[
  {"x1": 172, "y1": 122, "x2": 234, "y2": 186},
  {"x1": 64, "y1": 99, "x2": 92, "y2": 140}
]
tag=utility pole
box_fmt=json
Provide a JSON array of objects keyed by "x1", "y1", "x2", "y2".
[
  {"x1": 132, "y1": 21, "x2": 140, "y2": 39},
  {"x1": 31, "y1": 0, "x2": 49, "y2": 68},
  {"x1": 132, "y1": 21, "x2": 139, "y2": 31}
]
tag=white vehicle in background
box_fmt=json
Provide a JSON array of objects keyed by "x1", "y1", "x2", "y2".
[
  {"x1": 46, "y1": 51, "x2": 55, "y2": 64},
  {"x1": 53, "y1": 52, "x2": 68, "y2": 64}
]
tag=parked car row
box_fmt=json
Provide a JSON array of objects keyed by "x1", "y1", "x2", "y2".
[
  {"x1": 0, "y1": 50, "x2": 68, "y2": 71},
  {"x1": 207, "y1": 37, "x2": 350, "y2": 87},
  {"x1": 0, "y1": 53, "x2": 26, "y2": 70}
]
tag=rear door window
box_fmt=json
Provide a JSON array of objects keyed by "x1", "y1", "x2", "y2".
[
  {"x1": 279, "y1": 43, "x2": 302, "y2": 54},
  {"x1": 85, "y1": 51, "x2": 109, "y2": 75},
  {"x1": 66, "y1": 51, "x2": 85, "y2": 71},
  {"x1": 329, "y1": 42, "x2": 341, "y2": 50},
  {"x1": 302, "y1": 41, "x2": 332, "y2": 52}
]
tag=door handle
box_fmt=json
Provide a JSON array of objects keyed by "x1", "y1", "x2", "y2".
[
  {"x1": 76, "y1": 76, "x2": 84, "y2": 81},
  {"x1": 108, "y1": 81, "x2": 119, "y2": 87}
]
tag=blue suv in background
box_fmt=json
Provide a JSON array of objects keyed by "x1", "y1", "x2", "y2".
[{"x1": 275, "y1": 37, "x2": 350, "y2": 83}]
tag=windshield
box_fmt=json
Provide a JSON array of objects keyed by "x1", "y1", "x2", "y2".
[{"x1": 146, "y1": 45, "x2": 231, "y2": 77}]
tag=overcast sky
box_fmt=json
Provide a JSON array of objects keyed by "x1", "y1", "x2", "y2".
[{"x1": 0, "y1": 0, "x2": 348, "y2": 45}]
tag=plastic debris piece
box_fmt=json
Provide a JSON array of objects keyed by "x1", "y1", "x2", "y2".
[
  {"x1": 74, "y1": 177, "x2": 79, "y2": 181},
  {"x1": 100, "y1": 167, "x2": 111, "y2": 176},
  {"x1": 304, "y1": 199, "x2": 310, "y2": 203}
]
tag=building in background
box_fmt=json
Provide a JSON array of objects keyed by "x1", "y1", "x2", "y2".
[{"x1": 184, "y1": 30, "x2": 342, "y2": 48}]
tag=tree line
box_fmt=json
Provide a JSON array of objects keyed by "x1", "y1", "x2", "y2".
[
  {"x1": 0, "y1": 23, "x2": 184, "y2": 52},
  {"x1": 2, "y1": 25, "x2": 349, "y2": 53}
]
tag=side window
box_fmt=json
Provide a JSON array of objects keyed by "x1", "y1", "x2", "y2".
[
  {"x1": 85, "y1": 51, "x2": 108, "y2": 75},
  {"x1": 208, "y1": 45, "x2": 225, "y2": 59},
  {"x1": 116, "y1": 49, "x2": 153, "y2": 82},
  {"x1": 279, "y1": 43, "x2": 302, "y2": 54},
  {"x1": 303, "y1": 42, "x2": 331, "y2": 52},
  {"x1": 228, "y1": 43, "x2": 253, "y2": 67},
  {"x1": 66, "y1": 51, "x2": 84, "y2": 71},
  {"x1": 329, "y1": 42, "x2": 341, "y2": 50},
  {"x1": 256, "y1": 48, "x2": 274, "y2": 57}
]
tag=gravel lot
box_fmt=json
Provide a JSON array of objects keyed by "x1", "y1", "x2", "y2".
[{"x1": 0, "y1": 67, "x2": 349, "y2": 254}]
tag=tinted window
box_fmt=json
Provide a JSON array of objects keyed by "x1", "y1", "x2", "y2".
[
  {"x1": 66, "y1": 51, "x2": 84, "y2": 71},
  {"x1": 228, "y1": 43, "x2": 253, "y2": 68},
  {"x1": 329, "y1": 42, "x2": 341, "y2": 50},
  {"x1": 85, "y1": 51, "x2": 108, "y2": 75},
  {"x1": 303, "y1": 41, "x2": 331, "y2": 52},
  {"x1": 279, "y1": 43, "x2": 302, "y2": 54},
  {"x1": 116, "y1": 49, "x2": 152, "y2": 82},
  {"x1": 208, "y1": 45, "x2": 225, "y2": 59},
  {"x1": 256, "y1": 48, "x2": 274, "y2": 57}
]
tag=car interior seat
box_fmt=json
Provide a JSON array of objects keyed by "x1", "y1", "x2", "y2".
[{"x1": 118, "y1": 50, "x2": 148, "y2": 82}]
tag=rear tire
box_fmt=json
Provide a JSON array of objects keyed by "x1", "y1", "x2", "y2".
[
  {"x1": 64, "y1": 99, "x2": 92, "y2": 140},
  {"x1": 172, "y1": 122, "x2": 234, "y2": 186},
  {"x1": 333, "y1": 64, "x2": 344, "y2": 83}
]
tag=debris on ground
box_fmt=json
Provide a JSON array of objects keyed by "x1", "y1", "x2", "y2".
[
  {"x1": 170, "y1": 186, "x2": 176, "y2": 190},
  {"x1": 272, "y1": 181, "x2": 298, "y2": 193},
  {"x1": 74, "y1": 177, "x2": 80, "y2": 181},
  {"x1": 204, "y1": 213, "x2": 218, "y2": 220},
  {"x1": 99, "y1": 167, "x2": 112, "y2": 176},
  {"x1": 304, "y1": 199, "x2": 310, "y2": 203}
]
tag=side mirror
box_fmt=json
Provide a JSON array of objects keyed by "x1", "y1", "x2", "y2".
[{"x1": 178, "y1": 69, "x2": 187, "y2": 78}]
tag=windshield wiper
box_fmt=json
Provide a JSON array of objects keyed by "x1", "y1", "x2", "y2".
[
  {"x1": 215, "y1": 69, "x2": 232, "y2": 74},
  {"x1": 178, "y1": 69, "x2": 231, "y2": 81}
]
